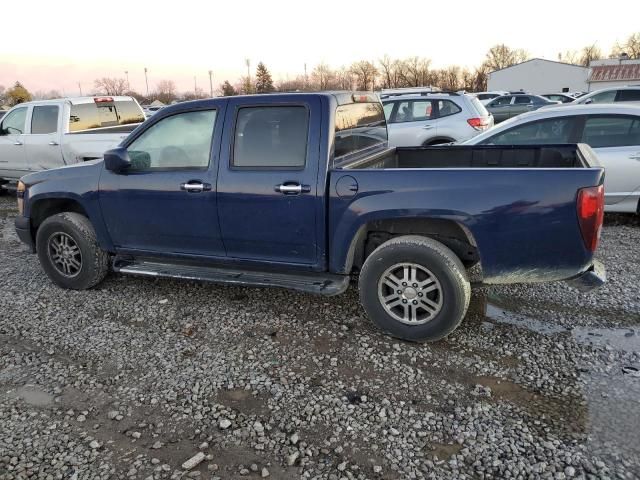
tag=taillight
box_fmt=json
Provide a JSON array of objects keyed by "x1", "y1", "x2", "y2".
[
  {"x1": 577, "y1": 185, "x2": 604, "y2": 252},
  {"x1": 94, "y1": 97, "x2": 114, "y2": 103},
  {"x1": 467, "y1": 117, "x2": 490, "y2": 130}
]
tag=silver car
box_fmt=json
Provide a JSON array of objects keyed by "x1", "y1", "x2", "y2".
[
  {"x1": 462, "y1": 104, "x2": 640, "y2": 213},
  {"x1": 571, "y1": 86, "x2": 640, "y2": 105},
  {"x1": 382, "y1": 92, "x2": 493, "y2": 146}
]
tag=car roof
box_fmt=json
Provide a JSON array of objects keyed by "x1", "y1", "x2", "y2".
[
  {"x1": 15, "y1": 96, "x2": 137, "y2": 107},
  {"x1": 381, "y1": 93, "x2": 466, "y2": 101}
]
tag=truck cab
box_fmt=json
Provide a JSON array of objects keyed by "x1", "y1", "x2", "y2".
[{"x1": 0, "y1": 96, "x2": 144, "y2": 190}]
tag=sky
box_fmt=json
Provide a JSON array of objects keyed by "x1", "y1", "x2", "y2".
[{"x1": 1, "y1": 0, "x2": 638, "y2": 96}]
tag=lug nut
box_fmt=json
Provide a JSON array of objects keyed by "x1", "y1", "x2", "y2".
[
  {"x1": 412, "y1": 300, "x2": 418, "y2": 305},
  {"x1": 402, "y1": 299, "x2": 407, "y2": 304},
  {"x1": 402, "y1": 282, "x2": 407, "y2": 286},
  {"x1": 418, "y1": 293, "x2": 423, "y2": 297},
  {"x1": 412, "y1": 283, "x2": 418, "y2": 287}
]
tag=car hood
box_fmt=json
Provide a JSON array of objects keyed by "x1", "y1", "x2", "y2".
[{"x1": 21, "y1": 160, "x2": 103, "y2": 187}]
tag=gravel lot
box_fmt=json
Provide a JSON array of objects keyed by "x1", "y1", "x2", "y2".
[{"x1": 0, "y1": 195, "x2": 639, "y2": 480}]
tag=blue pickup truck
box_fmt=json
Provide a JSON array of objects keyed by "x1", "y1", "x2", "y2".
[{"x1": 14, "y1": 92, "x2": 606, "y2": 341}]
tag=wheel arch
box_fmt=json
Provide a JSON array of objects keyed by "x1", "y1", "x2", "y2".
[{"x1": 341, "y1": 217, "x2": 481, "y2": 275}]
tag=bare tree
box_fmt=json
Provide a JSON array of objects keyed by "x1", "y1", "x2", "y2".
[
  {"x1": 310, "y1": 63, "x2": 335, "y2": 90},
  {"x1": 611, "y1": 32, "x2": 640, "y2": 59},
  {"x1": 334, "y1": 67, "x2": 353, "y2": 90},
  {"x1": 32, "y1": 89, "x2": 62, "y2": 100},
  {"x1": 350, "y1": 61, "x2": 378, "y2": 91},
  {"x1": 439, "y1": 66, "x2": 462, "y2": 91},
  {"x1": 558, "y1": 50, "x2": 580, "y2": 64},
  {"x1": 580, "y1": 43, "x2": 602, "y2": 66},
  {"x1": 93, "y1": 77, "x2": 128, "y2": 96},
  {"x1": 154, "y1": 80, "x2": 177, "y2": 104},
  {"x1": 484, "y1": 44, "x2": 529, "y2": 71},
  {"x1": 277, "y1": 77, "x2": 308, "y2": 92}
]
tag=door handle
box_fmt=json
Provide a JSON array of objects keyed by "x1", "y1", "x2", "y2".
[
  {"x1": 629, "y1": 153, "x2": 640, "y2": 160},
  {"x1": 275, "y1": 183, "x2": 311, "y2": 195},
  {"x1": 13, "y1": 140, "x2": 23, "y2": 146},
  {"x1": 49, "y1": 140, "x2": 59, "y2": 146},
  {"x1": 422, "y1": 125, "x2": 434, "y2": 130},
  {"x1": 180, "y1": 182, "x2": 211, "y2": 193}
]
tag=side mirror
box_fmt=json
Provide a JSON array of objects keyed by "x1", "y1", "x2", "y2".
[
  {"x1": 584, "y1": 98, "x2": 593, "y2": 105},
  {"x1": 103, "y1": 147, "x2": 131, "y2": 172}
]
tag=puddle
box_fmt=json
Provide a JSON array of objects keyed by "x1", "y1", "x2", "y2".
[
  {"x1": 8, "y1": 385, "x2": 54, "y2": 407},
  {"x1": 572, "y1": 327, "x2": 640, "y2": 353},
  {"x1": 483, "y1": 302, "x2": 568, "y2": 335}
]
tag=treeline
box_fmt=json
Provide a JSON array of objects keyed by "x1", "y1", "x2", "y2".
[{"x1": 2, "y1": 33, "x2": 638, "y2": 107}]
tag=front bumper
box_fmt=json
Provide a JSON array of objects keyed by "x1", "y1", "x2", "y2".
[
  {"x1": 565, "y1": 261, "x2": 606, "y2": 292},
  {"x1": 14, "y1": 215, "x2": 35, "y2": 252}
]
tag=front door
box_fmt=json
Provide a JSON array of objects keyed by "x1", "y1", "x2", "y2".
[
  {"x1": 0, "y1": 106, "x2": 28, "y2": 180},
  {"x1": 23, "y1": 104, "x2": 63, "y2": 171},
  {"x1": 217, "y1": 97, "x2": 321, "y2": 266},
  {"x1": 580, "y1": 114, "x2": 640, "y2": 205},
  {"x1": 99, "y1": 105, "x2": 226, "y2": 257}
]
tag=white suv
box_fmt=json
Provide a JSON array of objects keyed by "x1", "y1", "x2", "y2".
[{"x1": 381, "y1": 92, "x2": 493, "y2": 147}]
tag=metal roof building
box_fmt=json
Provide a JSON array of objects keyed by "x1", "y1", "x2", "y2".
[{"x1": 487, "y1": 58, "x2": 590, "y2": 94}]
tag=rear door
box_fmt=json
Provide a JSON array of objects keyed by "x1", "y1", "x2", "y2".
[
  {"x1": 217, "y1": 97, "x2": 321, "y2": 266},
  {"x1": 386, "y1": 99, "x2": 436, "y2": 146},
  {"x1": 511, "y1": 95, "x2": 534, "y2": 118},
  {"x1": 0, "y1": 106, "x2": 28, "y2": 179},
  {"x1": 23, "y1": 104, "x2": 63, "y2": 171},
  {"x1": 578, "y1": 114, "x2": 640, "y2": 205}
]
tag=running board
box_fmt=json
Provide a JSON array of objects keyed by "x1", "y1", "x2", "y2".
[{"x1": 112, "y1": 258, "x2": 350, "y2": 296}]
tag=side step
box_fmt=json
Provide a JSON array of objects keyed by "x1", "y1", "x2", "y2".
[{"x1": 112, "y1": 258, "x2": 350, "y2": 296}]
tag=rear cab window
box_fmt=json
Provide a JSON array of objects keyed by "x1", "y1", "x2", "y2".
[
  {"x1": 69, "y1": 98, "x2": 145, "y2": 132},
  {"x1": 334, "y1": 101, "x2": 387, "y2": 160}
]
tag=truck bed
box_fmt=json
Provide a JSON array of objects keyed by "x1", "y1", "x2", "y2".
[{"x1": 338, "y1": 144, "x2": 598, "y2": 170}]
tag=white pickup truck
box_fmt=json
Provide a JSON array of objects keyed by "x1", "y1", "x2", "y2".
[{"x1": 0, "y1": 96, "x2": 144, "y2": 189}]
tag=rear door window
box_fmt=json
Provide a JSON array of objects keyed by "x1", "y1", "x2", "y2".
[
  {"x1": 514, "y1": 96, "x2": 532, "y2": 104},
  {"x1": 617, "y1": 90, "x2": 640, "y2": 102},
  {"x1": 31, "y1": 105, "x2": 59, "y2": 134},
  {"x1": 233, "y1": 106, "x2": 309, "y2": 168},
  {"x1": 393, "y1": 100, "x2": 433, "y2": 123},
  {"x1": 481, "y1": 117, "x2": 575, "y2": 145},
  {"x1": 0, "y1": 107, "x2": 28, "y2": 134},
  {"x1": 581, "y1": 115, "x2": 640, "y2": 148}
]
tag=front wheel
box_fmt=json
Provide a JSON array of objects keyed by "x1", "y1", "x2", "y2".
[
  {"x1": 35, "y1": 212, "x2": 110, "y2": 290},
  {"x1": 359, "y1": 235, "x2": 470, "y2": 342}
]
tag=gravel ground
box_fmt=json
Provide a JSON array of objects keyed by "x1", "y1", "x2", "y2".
[{"x1": 0, "y1": 195, "x2": 639, "y2": 480}]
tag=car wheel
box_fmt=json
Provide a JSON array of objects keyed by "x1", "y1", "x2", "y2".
[
  {"x1": 359, "y1": 235, "x2": 470, "y2": 342},
  {"x1": 36, "y1": 212, "x2": 110, "y2": 290}
]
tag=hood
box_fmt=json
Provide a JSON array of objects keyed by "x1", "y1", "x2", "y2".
[{"x1": 21, "y1": 159, "x2": 103, "y2": 187}]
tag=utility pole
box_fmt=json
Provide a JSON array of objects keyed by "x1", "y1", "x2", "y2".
[
  {"x1": 144, "y1": 67, "x2": 149, "y2": 96},
  {"x1": 208, "y1": 70, "x2": 213, "y2": 97},
  {"x1": 78, "y1": 82, "x2": 82, "y2": 96},
  {"x1": 194, "y1": 76, "x2": 197, "y2": 96},
  {"x1": 124, "y1": 70, "x2": 129, "y2": 90},
  {"x1": 304, "y1": 63, "x2": 307, "y2": 89}
]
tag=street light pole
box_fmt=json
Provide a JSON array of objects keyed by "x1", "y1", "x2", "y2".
[
  {"x1": 208, "y1": 70, "x2": 213, "y2": 97},
  {"x1": 144, "y1": 67, "x2": 149, "y2": 96},
  {"x1": 124, "y1": 70, "x2": 129, "y2": 91},
  {"x1": 78, "y1": 82, "x2": 82, "y2": 96},
  {"x1": 194, "y1": 76, "x2": 197, "y2": 96}
]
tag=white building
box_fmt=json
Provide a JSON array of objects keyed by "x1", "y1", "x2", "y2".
[
  {"x1": 487, "y1": 58, "x2": 589, "y2": 94},
  {"x1": 588, "y1": 58, "x2": 640, "y2": 90}
]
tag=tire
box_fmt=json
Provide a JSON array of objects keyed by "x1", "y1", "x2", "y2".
[
  {"x1": 35, "y1": 212, "x2": 110, "y2": 290},
  {"x1": 359, "y1": 235, "x2": 470, "y2": 342}
]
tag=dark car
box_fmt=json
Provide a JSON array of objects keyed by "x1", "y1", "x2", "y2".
[{"x1": 485, "y1": 94, "x2": 558, "y2": 123}]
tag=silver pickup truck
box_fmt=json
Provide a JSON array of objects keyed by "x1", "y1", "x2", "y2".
[{"x1": 0, "y1": 96, "x2": 144, "y2": 190}]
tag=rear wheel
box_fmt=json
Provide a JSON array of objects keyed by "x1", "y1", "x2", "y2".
[
  {"x1": 36, "y1": 212, "x2": 110, "y2": 290},
  {"x1": 359, "y1": 235, "x2": 470, "y2": 342}
]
